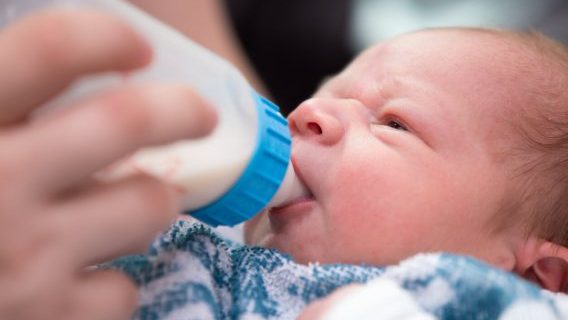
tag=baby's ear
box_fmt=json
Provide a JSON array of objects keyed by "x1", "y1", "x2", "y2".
[{"x1": 515, "y1": 238, "x2": 568, "y2": 293}]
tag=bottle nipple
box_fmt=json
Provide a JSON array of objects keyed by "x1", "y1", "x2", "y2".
[{"x1": 268, "y1": 163, "x2": 310, "y2": 208}]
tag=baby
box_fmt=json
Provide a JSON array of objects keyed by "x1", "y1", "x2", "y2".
[{"x1": 244, "y1": 27, "x2": 568, "y2": 292}]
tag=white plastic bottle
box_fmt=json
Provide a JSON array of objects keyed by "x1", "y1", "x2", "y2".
[{"x1": 0, "y1": 0, "x2": 306, "y2": 226}]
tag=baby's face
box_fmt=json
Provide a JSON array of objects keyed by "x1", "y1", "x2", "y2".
[{"x1": 245, "y1": 30, "x2": 525, "y2": 267}]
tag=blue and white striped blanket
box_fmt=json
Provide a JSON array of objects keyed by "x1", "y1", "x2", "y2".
[{"x1": 111, "y1": 221, "x2": 568, "y2": 319}]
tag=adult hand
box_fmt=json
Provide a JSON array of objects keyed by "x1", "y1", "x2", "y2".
[{"x1": 0, "y1": 9, "x2": 216, "y2": 320}]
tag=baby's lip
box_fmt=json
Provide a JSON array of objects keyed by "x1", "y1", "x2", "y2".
[{"x1": 271, "y1": 193, "x2": 313, "y2": 210}]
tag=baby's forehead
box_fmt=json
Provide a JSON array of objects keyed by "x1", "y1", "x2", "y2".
[
  {"x1": 370, "y1": 30, "x2": 539, "y2": 98},
  {"x1": 365, "y1": 29, "x2": 512, "y2": 62},
  {"x1": 347, "y1": 30, "x2": 522, "y2": 97}
]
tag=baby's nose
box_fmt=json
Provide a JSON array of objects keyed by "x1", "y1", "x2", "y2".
[{"x1": 288, "y1": 98, "x2": 344, "y2": 145}]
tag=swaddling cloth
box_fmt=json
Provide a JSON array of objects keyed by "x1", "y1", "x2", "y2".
[{"x1": 109, "y1": 221, "x2": 568, "y2": 319}]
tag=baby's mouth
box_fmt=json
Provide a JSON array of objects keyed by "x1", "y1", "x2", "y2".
[{"x1": 269, "y1": 157, "x2": 314, "y2": 213}]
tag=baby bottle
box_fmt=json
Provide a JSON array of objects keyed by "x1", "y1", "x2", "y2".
[{"x1": 0, "y1": 0, "x2": 306, "y2": 226}]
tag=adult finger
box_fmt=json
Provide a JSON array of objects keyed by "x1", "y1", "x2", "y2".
[
  {"x1": 0, "y1": 243, "x2": 72, "y2": 320},
  {"x1": 8, "y1": 84, "x2": 217, "y2": 194},
  {"x1": 0, "y1": 9, "x2": 152, "y2": 124},
  {"x1": 53, "y1": 174, "x2": 181, "y2": 267},
  {"x1": 66, "y1": 270, "x2": 138, "y2": 320}
]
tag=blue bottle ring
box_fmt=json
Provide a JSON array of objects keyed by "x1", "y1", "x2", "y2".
[{"x1": 187, "y1": 91, "x2": 291, "y2": 226}]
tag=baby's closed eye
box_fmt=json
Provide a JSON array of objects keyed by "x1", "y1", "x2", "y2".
[
  {"x1": 371, "y1": 116, "x2": 409, "y2": 132},
  {"x1": 386, "y1": 120, "x2": 408, "y2": 131}
]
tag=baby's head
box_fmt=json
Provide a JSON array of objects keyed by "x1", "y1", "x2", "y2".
[{"x1": 244, "y1": 28, "x2": 568, "y2": 292}]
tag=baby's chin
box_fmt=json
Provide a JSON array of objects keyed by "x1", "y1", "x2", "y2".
[
  {"x1": 243, "y1": 212, "x2": 329, "y2": 264},
  {"x1": 243, "y1": 213, "x2": 286, "y2": 251},
  {"x1": 243, "y1": 210, "x2": 270, "y2": 245}
]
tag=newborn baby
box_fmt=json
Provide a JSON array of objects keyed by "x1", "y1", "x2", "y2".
[{"x1": 246, "y1": 27, "x2": 568, "y2": 293}]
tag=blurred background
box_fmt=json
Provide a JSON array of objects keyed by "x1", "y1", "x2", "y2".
[{"x1": 223, "y1": 0, "x2": 568, "y2": 115}]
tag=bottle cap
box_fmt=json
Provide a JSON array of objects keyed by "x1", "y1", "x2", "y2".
[{"x1": 188, "y1": 91, "x2": 291, "y2": 226}]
